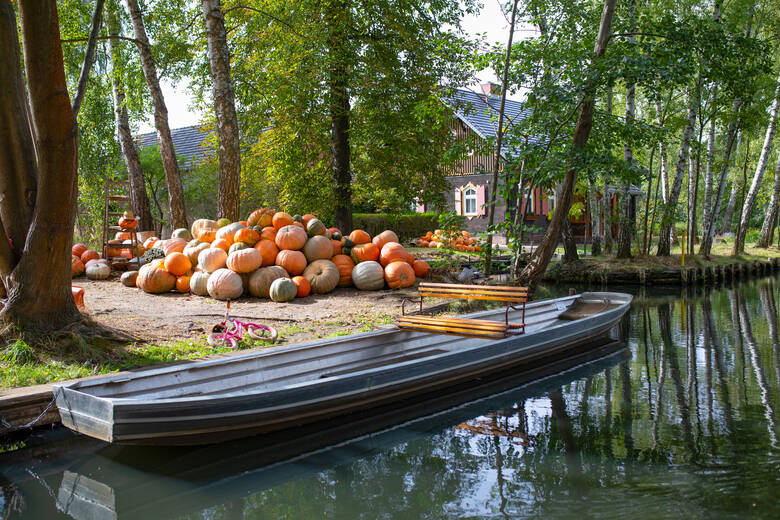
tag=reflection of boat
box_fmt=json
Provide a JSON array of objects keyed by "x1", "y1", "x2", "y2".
[
  {"x1": 46, "y1": 342, "x2": 628, "y2": 520},
  {"x1": 54, "y1": 292, "x2": 631, "y2": 445}
]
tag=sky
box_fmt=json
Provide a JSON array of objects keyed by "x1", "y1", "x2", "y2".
[{"x1": 141, "y1": 1, "x2": 527, "y2": 133}]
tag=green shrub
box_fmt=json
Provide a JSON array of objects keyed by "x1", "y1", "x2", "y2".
[{"x1": 352, "y1": 213, "x2": 440, "y2": 241}]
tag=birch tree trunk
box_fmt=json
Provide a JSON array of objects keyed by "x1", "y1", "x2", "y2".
[
  {"x1": 616, "y1": 0, "x2": 636, "y2": 259},
  {"x1": 756, "y1": 156, "x2": 780, "y2": 247},
  {"x1": 107, "y1": 4, "x2": 152, "y2": 231},
  {"x1": 518, "y1": 0, "x2": 616, "y2": 288},
  {"x1": 202, "y1": 0, "x2": 241, "y2": 222},
  {"x1": 588, "y1": 181, "x2": 601, "y2": 255},
  {"x1": 657, "y1": 87, "x2": 698, "y2": 256},
  {"x1": 718, "y1": 131, "x2": 744, "y2": 235},
  {"x1": 0, "y1": 0, "x2": 81, "y2": 331},
  {"x1": 125, "y1": 0, "x2": 188, "y2": 230},
  {"x1": 734, "y1": 73, "x2": 780, "y2": 255}
]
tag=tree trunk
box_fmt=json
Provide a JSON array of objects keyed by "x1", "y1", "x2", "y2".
[
  {"x1": 107, "y1": 5, "x2": 152, "y2": 231},
  {"x1": 588, "y1": 181, "x2": 601, "y2": 255},
  {"x1": 327, "y1": 0, "x2": 352, "y2": 233},
  {"x1": 518, "y1": 0, "x2": 616, "y2": 288},
  {"x1": 562, "y1": 219, "x2": 579, "y2": 263},
  {"x1": 719, "y1": 132, "x2": 744, "y2": 235},
  {"x1": 602, "y1": 178, "x2": 613, "y2": 253},
  {"x1": 757, "y1": 156, "x2": 780, "y2": 247},
  {"x1": 125, "y1": 0, "x2": 188, "y2": 230},
  {"x1": 700, "y1": 101, "x2": 740, "y2": 256},
  {"x1": 657, "y1": 87, "x2": 698, "y2": 256},
  {"x1": 484, "y1": 0, "x2": 519, "y2": 276},
  {"x1": 202, "y1": 0, "x2": 241, "y2": 222},
  {"x1": 0, "y1": 0, "x2": 81, "y2": 331},
  {"x1": 616, "y1": 0, "x2": 636, "y2": 259},
  {"x1": 71, "y1": 0, "x2": 105, "y2": 118},
  {"x1": 734, "y1": 73, "x2": 780, "y2": 255},
  {"x1": 655, "y1": 96, "x2": 670, "y2": 204}
]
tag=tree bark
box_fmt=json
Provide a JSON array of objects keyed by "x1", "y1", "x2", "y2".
[
  {"x1": 616, "y1": 0, "x2": 636, "y2": 259},
  {"x1": 0, "y1": 0, "x2": 81, "y2": 330},
  {"x1": 734, "y1": 73, "x2": 780, "y2": 255},
  {"x1": 202, "y1": 0, "x2": 241, "y2": 222},
  {"x1": 125, "y1": 0, "x2": 188, "y2": 230},
  {"x1": 588, "y1": 180, "x2": 601, "y2": 255},
  {"x1": 657, "y1": 87, "x2": 698, "y2": 256},
  {"x1": 484, "y1": 0, "x2": 519, "y2": 276},
  {"x1": 71, "y1": 0, "x2": 105, "y2": 118},
  {"x1": 327, "y1": 0, "x2": 352, "y2": 233},
  {"x1": 757, "y1": 155, "x2": 780, "y2": 247},
  {"x1": 518, "y1": 0, "x2": 616, "y2": 288},
  {"x1": 719, "y1": 132, "x2": 745, "y2": 235},
  {"x1": 107, "y1": 4, "x2": 152, "y2": 231}
]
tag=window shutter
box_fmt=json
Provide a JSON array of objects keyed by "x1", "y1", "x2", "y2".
[
  {"x1": 477, "y1": 185, "x2": 486, "y2": 216},
  {"x1": 454, "y1": 188, "x2": 462, "y2": 215}
]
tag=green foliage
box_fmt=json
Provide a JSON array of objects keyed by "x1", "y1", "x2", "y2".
[
  {"x1": 0, "y1": 339, "x2": 36, "y2": 365},
  {"x1": 351, "y1": 212, "x2": 440, "y2": 240}
]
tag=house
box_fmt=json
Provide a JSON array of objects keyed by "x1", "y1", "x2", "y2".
[
  {"x1": 137, "y1": 125, "x2": 213, "y2": 169},
  {"x1": 423, "y1": 84, "x2": 642, "y2": 245}
]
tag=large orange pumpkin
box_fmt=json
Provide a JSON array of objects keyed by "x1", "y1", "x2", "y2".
[
  {"x1": 272, "y1": 212, "x2": 294, "y2": 230},
  {"x1": 331, "y1": 239, "x2": 343, "y2": 255},
  {"x1": 164, "y1": 252, "x2": 192, "y2": 276},
  {"x1": 275, "y1": 225, "x2": 307, "y2": 251},
  {"x1": 175, "y1": 275, "x2": 191, "y2": 293},
  {"x1": 191, "y1": 219, "x2": 218, "y2": 243},
  {"x1": 72, "y1": 243, "x2": 88, "y2": 257},
  {"x1": 163, "y1": 238, "x2": 187, "y2": 255},
  {"x1": 81, "y1": 249, "x2": 99, "y2": 263},
  {"x1": 275, "y1": 249, "x2": 307, "y2": 276},
  {"x1": 331, "y1": 254, "x2": 355, "y2": 287},
  {"x1": 137, "y1": 264, "x2": 176, "y2": 294},
  {"x1": 351, "y1": 243, "x2": 380, "y2": 264},
  {"x1": 412, "y1": 260, "x2": 430, "y2": 278},
  {"x1": 372, "y1": 230, "x2": 399, "y2": 251},
  {"x1": 349, "y1": 229, "x2": 371, "y2": 245},
  {"x1": 211, "y1": 239, "x2": 231, "y2": 252},
  {"x1": 292, "y1": 276, "x2": 311, "y2": 298},
  {"x1": 248, "y1": 265, "x2": 288, "y2": 298},
  {"x1": 254, "y1": 239, "x2": 279, "y2": 266},
  {"x1": 384, "y1": 261, "x2": 416, "y2": 289},
  {"x1": 303, "y1": 235, "x2": 334, "y2": 263},
  {"x1": 71, "y1": 256, "x2": 85, "y2": 277},
  {"x1": 226, "y1": 248, "x2": 263, "y2": 273},
  {"x1": 247, "y1": 209, "x2": 274, "y2": 228},
  {"x1": 234, "y1": 228, "x2": 260, "y2": 247},
  {"x1": 379, "y1": 242, "x2": 408, "y2": 267}
]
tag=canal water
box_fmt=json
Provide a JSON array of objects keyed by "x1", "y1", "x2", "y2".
[{"x1": 1, "y1": 278, "x2": 779, "y2": 519}]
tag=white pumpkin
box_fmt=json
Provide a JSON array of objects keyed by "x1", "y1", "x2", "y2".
[
  {"x1": 352, "y1": 261, "x2": 385, "y2": 290},
  {"x1": 206, "y1": 268, "x2": 243, "y2": 300},
  {"x1": 86, "y1": 262, "x2": 110, "y2": 280},
  {"x1": 198, "y1": 248, "x2": 228, "y2": 273},
  {"x1": 189, "y1": 271, "x2": 210, "y2": 296}
]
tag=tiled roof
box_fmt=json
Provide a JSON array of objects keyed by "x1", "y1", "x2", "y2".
[
  {"x1": 445, "y1": 89, "x2": 533, "y2": 159},
  {"x1": 137, "y1": 125, "x2": 213, "y2": 169}
]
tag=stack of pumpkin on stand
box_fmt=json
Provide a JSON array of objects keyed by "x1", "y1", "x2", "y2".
[
  {"x1": 126, "y1": 209, "x2": 431, "y2": 303},
  {"x1": 414, "y1": 229, "x2": 482, "y2": 252}
]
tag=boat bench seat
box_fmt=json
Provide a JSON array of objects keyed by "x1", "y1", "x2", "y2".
[{"x1": 398, "y1": 283, "x2": 528, "y2": 338}]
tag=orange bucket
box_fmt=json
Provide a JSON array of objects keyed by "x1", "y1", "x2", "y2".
[{"x1": 72, "y1": 285, "x2": 85, "y2": 309}]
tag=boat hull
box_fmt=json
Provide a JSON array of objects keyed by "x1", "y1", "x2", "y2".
[{"x1": 54, "y1": 292, "x2": 631, "y2": 445}]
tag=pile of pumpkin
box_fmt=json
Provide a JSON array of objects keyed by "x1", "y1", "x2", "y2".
[
  {"x1": 413, "y1": 230, "x2": 481, "y2": 252},
  {"x1": 71, "y1": 243, "x2": 110, "y2": 280},
  {"x1": 123, "y1": 210, "x2": 431, "y2": 303}
]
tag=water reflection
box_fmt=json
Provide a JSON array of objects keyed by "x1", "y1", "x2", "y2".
[{"x1": 2, "y1": 279, "x2": 780, "y2": 519}]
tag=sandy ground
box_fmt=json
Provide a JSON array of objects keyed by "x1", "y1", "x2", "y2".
[{"x1": 76, "y1": 277, "x2": 425, "y2": 346}]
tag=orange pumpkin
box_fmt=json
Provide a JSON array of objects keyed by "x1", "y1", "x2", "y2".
[
  {"x1": 272, "y1": 211, "x2": 294, "y2": 230},
  {"x1": 331, "y1": 254, "x2": 355, "y2": 287},
  {"x1": 331, "y1": 239, "x2": 343, "y2": 255},
  {"x1": 175, "y1": 275, "x2": 191, "y2": 293},
  {"x1": 379, "y1": 242, "x2": 408, "y2": 267},
  {"x1": 292, "y1": 221, "x2": 305, "y2": 229},
  {"x1": 254, "y1": 239, "x2": 279, "y2": 267},
  {"x1": 118, "y1": 216, "x2": 137, "y2": 230},
  {"x1": 419, "y1": 240, "x2": 430, "y2": 247},
  {"x1": 164, "y1": 252, "x2": 191, "y2": 276},
  {"x1": 71, "y1": 256, "x2": 85, "y2": 277},
  {"x1": 425, "y1": 231, "x2": 433, "y2": 240},
  {"x1": 412, "y1": 260, "x2": 430, "y2": 278},
  {"x1": 211, "y1": 239, "x2": 231, "y2": 252},
  {"x1": 106, "y1": 240, "x2": 123, "y2": 257},
  {"x1": 328, "y1": 227, "x2": 342, "y2": 236},
  {"x1": 137, "y1": 264, "x2": 176, "y2": 293},
  {"x1": 143, "y1": 237, "x2": 159, "y2": 249},
  {"x1": 115, "y1": 231, "x2": 133, "y2": 241},
  {"x1": 275, "y1": 225, "x2": 307, "y2": 251},
  {"x1": 406, "y1": 252, "x2": 415, "y2": 265},
  {"x1": 275, "y1": 250, "x2": 307, "y2": 276},
  {"x1": 81, "y1": 249, "x2": 99, "y2": 264},
  {"x1": 384, "y1": 261, "x2": 416, "y2": 289},
  {"x1": 72, "y1": 243, "x2": 88, "y2": 257},
  {"x1": 292, "y1": 276, "x2": 311, "y2": 298},
  {"x1": 351, "y1": 243, "x2": 380, "y2": 264},
  {"x1": 349, "y1": 229, "x2": 371, "y2": 245},
  {"x1": 191, "y1": 219, "x2": 218, "y2": 243},
  {"x1": 163, "y1": 238, "x2": 187, "y2": 255},
  {"x1": 301, "y1": 214, "x2": 317, "y2": 227},
  {"x1": 226, "y1": 248, "x2": 263, "y2": 273},
  {"x1": 260, "y1": 226, "x2": 277, "y2": 242},
  {"x1": 248, "y1": 209, "x2": 275, "y2": 228},
  {"x1": 372, "y1": 230, "x2": 399, "y2": 251},
  {"x1": 234, "y1": 228, "x2": 260, "y2": 246}
]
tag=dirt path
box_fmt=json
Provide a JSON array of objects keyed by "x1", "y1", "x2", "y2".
[{"x1": 77, "y1": 278, "x2": 423, "y2": 346}]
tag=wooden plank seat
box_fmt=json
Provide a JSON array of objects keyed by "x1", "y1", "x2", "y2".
[{"x1": 399, "y1": 282, "x2": 528, "y2": 338}]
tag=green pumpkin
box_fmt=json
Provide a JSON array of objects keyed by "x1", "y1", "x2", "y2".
[
  {"x1": 292, "y1": 214, "x2": 303, "y2": 223},
  {"x1": 331, "y1": 231, "x2": 342, "y2": 241},
  {"x1": 269, "y1": 277, "x2": 297, "y2": 302},
  {"x1": 252, "y1": 225, "x2": 263, "y2": 233},
  {"x1": 229, "y1": 242, "x2": 249, "y2": 254},
  {"x1": 342, "y1": 246, "x2": 352, "y2": 256},
  {"x1": 306, "y1": 218, "x2": 326, "y2": 237},
  {"x1": 343, "y1": 237, "x2": 354, "y2": 248},
  {"x1": 216, "y1": 218, "x2": 231, "y2": 228}
]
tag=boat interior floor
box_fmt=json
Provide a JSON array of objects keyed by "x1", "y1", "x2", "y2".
[{"x1": 558, "y1": 298, "x2": 621, "y2": 321}]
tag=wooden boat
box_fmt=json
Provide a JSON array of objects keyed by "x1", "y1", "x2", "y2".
[{"x1": 53, "y1": 291, "x2": 631, "y2": 445}]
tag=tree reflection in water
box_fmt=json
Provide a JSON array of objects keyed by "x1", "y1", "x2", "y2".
[{"x1": 2, "y1": 280, "x2": 780, "y2": 520}]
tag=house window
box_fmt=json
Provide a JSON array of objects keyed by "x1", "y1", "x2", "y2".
[
  {"x1": 463, "y1": 187, "x2": 478, "y2": 215},
  {"x1": 548, "y1": 192, "x2": 556, "y2": 214},
  {"x1": 524, "y1": 189, "x2": 535, "y2": 214}
]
